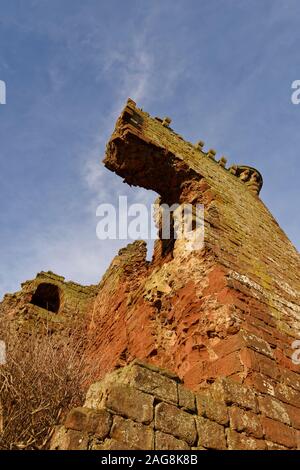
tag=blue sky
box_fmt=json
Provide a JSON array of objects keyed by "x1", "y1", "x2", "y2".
[{"x1": 0, "y1": 0, "x2": 299, "y2": 298}]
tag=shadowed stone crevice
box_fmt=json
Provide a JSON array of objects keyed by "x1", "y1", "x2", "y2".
[{"x1": 30, "y1": 283, "x2": 61, "y2": 313}]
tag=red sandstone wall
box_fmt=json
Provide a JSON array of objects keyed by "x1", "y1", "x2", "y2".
[{"x1": 86, "y1": 100, "x2": 300, "y2": 434}]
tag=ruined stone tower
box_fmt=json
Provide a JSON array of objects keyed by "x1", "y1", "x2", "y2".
[
  {"x1": 87, "y1": 99, "x2": 300, "y2": 388},
  {"x1": 2, "y1": 99, "x2": 300, "y2": 450}
]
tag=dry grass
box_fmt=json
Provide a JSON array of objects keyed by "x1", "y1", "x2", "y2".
[{"x1": 0, "y1": 319, "x2": 93, "y2": 450}]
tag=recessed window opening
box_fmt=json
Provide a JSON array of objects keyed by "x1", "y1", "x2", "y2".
[{"x1": 30, "y1": 283, "x2": 60, "y2": 313}]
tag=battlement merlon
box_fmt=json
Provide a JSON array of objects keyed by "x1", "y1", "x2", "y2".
[{"x1": 103, "y1": 98, "x2": 263, "y2": 198}]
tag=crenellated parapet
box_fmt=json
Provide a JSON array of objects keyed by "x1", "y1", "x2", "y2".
[{"x1": 106, "y1": 98, "x2": 263, "y2": 196}]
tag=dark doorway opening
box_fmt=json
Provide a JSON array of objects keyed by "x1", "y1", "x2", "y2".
[{"x1": 30, "y1": 283, "x2": 60, "y2": 313}]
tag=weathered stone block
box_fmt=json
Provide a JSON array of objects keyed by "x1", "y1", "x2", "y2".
[
  {"x1": 64, "y1": 407, "x2": 112, "y2": 438},
  {"x1": 275, "y1": 383, "x2": 300, "y2": 408},
  {"x1": 258, "y1": 396, "x2": 290, "y2": 425},
  {"x1": 185, "y1": 352, "x2": 243, "y2": 384},
  {"x1": 195, "y1": 416, "x2": 226, "y2": 450},
  {"x1": 84, "y1": 380, "x2": 106, "y2": 409},
  {"x1": 261, "y1": 416, "x2": 296, "y2": 448},
  {"x1": 229, "y1": 406, "x2": 263, "y2": 438},
  {"x1": 245, "y1": 372, "x2": 276, "y2": 396},
  {"x1": 65, "y1": 407, "x2": 88, "y2": 431},
  {"x1": 266, "y1": 441, "x2": 288, "y2": 450},
  {"x1": 50, "y1": 426, "x2": 89, "y2": 450},
  {"x1": 155, "y1": 402, "x2": 196, "y2": 445},
  {"x1": 155, "y1": 431, "x2": 190, "y2": 450},
  {"x1": 240, "y1": 330, "x2": 273, "y2": 358},
  {"x1": 256, "y1": 354, "x2": 281, "y2": 381},
  {"x1": 281, "y1": 368, "x2": 300, "y2": 392},
  {"x1": 121, "y1": 364, "x2": 178, "y2": 404},
  {"x1": 50, "y1": 425, "x2": 67, "y2": 450},
  {"x1": 178, "y1": 384, "x2": 196, "y2": 412},
  {"x1": 211, "y1": 377, "x2": 258, "y2": 412},
  {"x1": 196, "y1": 391, "x2": 228, "y2": 425},
  {"x1": 212, "y1": 327, "x2": 275, "y2": 362},
  {"x1": 132, "y1": 359, "x2": 180, "y2": 381},
  {"x1": 285, "y1": 403, "x2": 300, "y2": 430},
  {"x1": 85, "y1": 382, "x2": 153, "y2": 424},
  {"x1": 226, "y1": 429, "x2": 266, "y2": 450},
  {"x1": 110, "y1": 415, "x2": 154, "y2": 450}
]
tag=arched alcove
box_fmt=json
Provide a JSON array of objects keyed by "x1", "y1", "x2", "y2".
[{"x1": 30, "y1": 283, "x2": 60, "y2": 313}]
